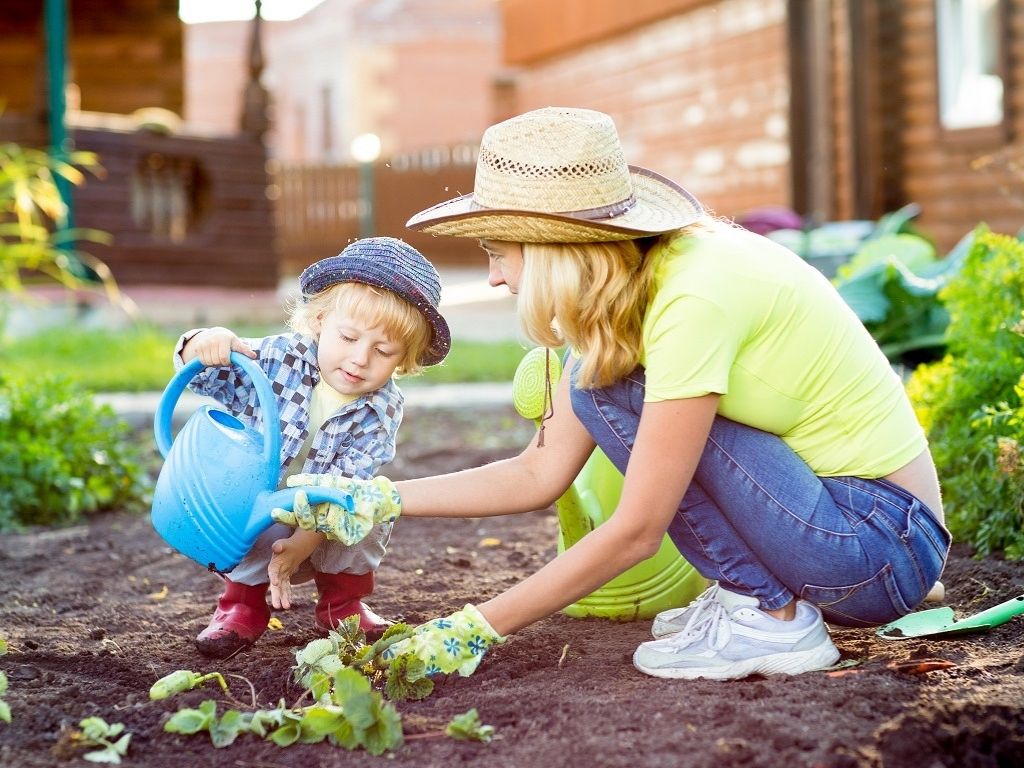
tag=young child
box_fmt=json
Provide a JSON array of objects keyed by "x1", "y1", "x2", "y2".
[{"x1": 175, "y1": 236, "x2": 450, "y2": 658}]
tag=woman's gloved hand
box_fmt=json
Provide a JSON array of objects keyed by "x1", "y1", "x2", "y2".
[
  {"x1": 381, "y1": 604, "x2": 505, "y2": 677},
  {"x1": 271, "y1": 474, "x2": 401, "y2": 546}
]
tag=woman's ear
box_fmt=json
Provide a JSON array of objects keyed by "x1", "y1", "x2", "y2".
[{"x1": 310, "y1": 311, "x2": 325, "y2": 336}]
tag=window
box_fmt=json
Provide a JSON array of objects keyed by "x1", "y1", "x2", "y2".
[{"x1": 935, "y1": 0, "x2": 1005, "y2": 130}]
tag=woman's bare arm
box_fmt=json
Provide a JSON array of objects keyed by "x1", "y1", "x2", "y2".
[
  {"x1": 395, "y1": 369, "x2": 596, "y2": 518},
  {"x1": 478, "y1": 394, "x2": 720, "y2": 635}
]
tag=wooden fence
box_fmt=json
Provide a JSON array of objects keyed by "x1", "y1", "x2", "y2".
[{"x1": 272, "y1": 144, "x2": 483, "y2": 276}]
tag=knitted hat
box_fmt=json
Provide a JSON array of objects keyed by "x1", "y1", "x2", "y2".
[
  {"x1": 300, "y1": 237, "x2": 451, "y2": 366},
  {"x1": 406, "y1": 107, "x2": 704, "y2": 243}
]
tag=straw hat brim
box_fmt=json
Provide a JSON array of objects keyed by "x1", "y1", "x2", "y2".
[{"x1": 406, "y1": 166, "x2": 703, "y2": 243}]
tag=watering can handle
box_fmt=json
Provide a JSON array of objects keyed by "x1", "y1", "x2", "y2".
[{"x1": 153, "y1": 351, "x2": 282, "y2": 468}]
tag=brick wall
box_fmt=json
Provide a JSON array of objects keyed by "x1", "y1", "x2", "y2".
[{"x1": 506, "y1": 0, "x2": 791, "y2": 219}]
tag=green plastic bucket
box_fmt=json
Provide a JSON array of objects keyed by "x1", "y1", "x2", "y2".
[{"x1": 512, "y1": 348, "x2": 707, "y2": 620}]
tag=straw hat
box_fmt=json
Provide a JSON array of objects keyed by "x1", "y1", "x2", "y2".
[
  {"x1": 300, "y1": 237, "x2": 451, "y2": 366},
  {"x1": 406, "y1": 107, "x2": 703, "y2": 243}
]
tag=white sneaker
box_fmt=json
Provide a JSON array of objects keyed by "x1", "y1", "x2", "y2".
[
  {"x1": 633, "y1": 588, "x2": 840, "y2": 680},
  {"x1": 650, "y1": 583, "x2": 721, "y2": 639}
]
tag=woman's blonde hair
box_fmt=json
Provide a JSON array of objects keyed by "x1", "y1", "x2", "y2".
[
  {"x1": 288, "y1": 281, "x2": 432, "y2": 376},
  {"x1": 517, "y1": 217, "x2": 720, "y2": 388}
]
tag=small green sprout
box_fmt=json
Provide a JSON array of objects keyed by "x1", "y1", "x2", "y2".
[
  {"x1": 150, "y1": 669, "x2": 229, "y2": 701},
  {"x1": 445, "y1": 708, "x2": 495, "y2": 743},
  {"x1": 75, "y1": 716, "x2": 132, "y2": 764}
]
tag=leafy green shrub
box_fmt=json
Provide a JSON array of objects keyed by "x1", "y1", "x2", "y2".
[
  {"x1": 0, "y1": 373, "x2": 149, "y2": 530},
  {"x1": 832, "y1": 229, "x2": 972, "y2": 364},
  {"x1": 905, "y1": 226, "x2": 1024, "y2": 557}
]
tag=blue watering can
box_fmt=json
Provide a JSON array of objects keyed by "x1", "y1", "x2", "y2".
[{"x1": 151, "y1": 351, "x2": 353, "y2": 573}]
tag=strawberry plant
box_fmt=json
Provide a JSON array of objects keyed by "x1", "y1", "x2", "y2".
[
  {"x1": 154, "y1": 615, "x2": 495, "y2": 756},
  {"x1": 445, "y1": 708, "x2": 495, "y2": 742},
  {"x1": 68, "y1": 716, "x2": 132, "y2": 764},
  {"x1": 164, "y1": 668, "x2": 404, "y2": 755},
  {"x1": 292, "y1": 616, "x2": 433, "y2": 702}
]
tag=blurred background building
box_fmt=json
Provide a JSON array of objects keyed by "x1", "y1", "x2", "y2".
[{"x1": 0, "y1": 0, "x2": 1020, "y2": 291}]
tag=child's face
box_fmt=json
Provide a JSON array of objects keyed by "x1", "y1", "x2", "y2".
[{"x1": 315, "y1": 309, "x2": 406, "y2": 397}]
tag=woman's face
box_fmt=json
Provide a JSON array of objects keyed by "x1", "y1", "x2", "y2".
[{"x1": 479, "y1": 240, "x2": 524, "y2": 294}]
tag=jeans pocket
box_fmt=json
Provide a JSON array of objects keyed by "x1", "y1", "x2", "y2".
[{"x1": 800, "y1": 563, "x2": 912, "y2": 627}]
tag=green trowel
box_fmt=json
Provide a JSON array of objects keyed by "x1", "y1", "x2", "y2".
[{"x1": 876, "y1": 594, "x2": 1024, "y2": 640}]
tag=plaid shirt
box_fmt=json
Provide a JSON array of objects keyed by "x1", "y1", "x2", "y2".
[{"x1": 174, "y1": 331, "x2": 404, "y2": 484}]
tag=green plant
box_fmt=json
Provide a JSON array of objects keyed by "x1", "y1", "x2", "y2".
[
  {"x1": 164, "y1": 669, "x2": 405, "y2": 755},
  {"x1": 70, "y1": 716, "x2": 132, "y2": 764},
  {"x1": 832, "y1": 228, "x2": 972, "y2": 363},
  {"x1": 0, "y1": 372, "x2": 150, "y2": 530},
  {"x1": 155, "y1": 617, "x2": 495, "y2": 755},
  {"x1": 445, "y1": 708, "x2": 495, "y2": 742},
  {"x1": 0, "y1": 139, "x2": 120, "y2": 325},
  {"x1": 906, "y1": 227, "x2": 1024, "y2": 557}
]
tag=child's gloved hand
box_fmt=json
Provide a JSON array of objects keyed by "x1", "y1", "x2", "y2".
[
  {"x1": 380, "y1": 604, "x2": 505, "y2": 677},
  {"x1": 271, "y1": 475, "x2": 402, "y2": 546}
]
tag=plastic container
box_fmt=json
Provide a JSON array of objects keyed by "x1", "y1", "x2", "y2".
[{"x1": 513, "y1": 347, "x2": 707, "y2": 620}]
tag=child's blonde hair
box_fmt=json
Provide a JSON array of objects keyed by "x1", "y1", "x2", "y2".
[
  {"x1": 288, "y1": 281, "x2": 432, "y2": 376},
  {"x1": 517, "y1": 217, "x2": 720, "y2": 388}
]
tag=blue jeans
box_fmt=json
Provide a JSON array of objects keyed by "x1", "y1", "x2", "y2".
[{"x1": 569, "y1": 364, "x2": 951, "y2": 627}]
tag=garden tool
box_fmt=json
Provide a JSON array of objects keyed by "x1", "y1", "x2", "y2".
[
  {"x1": 512, "y1": 347, "x2": 707, "y2": 620},
  {"x1": 876, "y1": 593, "x2": 1024, "y2": 640},
  {"x1": 151, "y1": 352, "x2": 354, "y2": 573}
]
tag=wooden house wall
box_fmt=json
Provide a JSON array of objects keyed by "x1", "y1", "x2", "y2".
[
  {"x1": 895, "y1": 0, "x2": 1024, "y2": 250},
  {"x1": 72, "y1": 128, "x2": 277, "y2": 289},
  {"x1": 501, "y1": 0, "x2": 793, "y2": 219},
  {"x1": 0, "y1": 0, "x2": 183, "y2": 118}
]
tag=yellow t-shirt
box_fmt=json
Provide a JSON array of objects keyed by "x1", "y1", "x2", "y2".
[
  {"x1": 640, "y1": 226, "x2": 926, "y2": 477},
  {"x1": 282, "y1": 380, "x2": 357, "y2": 483}
]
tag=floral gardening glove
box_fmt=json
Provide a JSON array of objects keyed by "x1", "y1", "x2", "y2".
[
  {"x1": 381, "y1": 604, "x2": 505, "y2": 677},
  {"x1": 270, "y1": 474, "x2": 401, "y2": 546}
]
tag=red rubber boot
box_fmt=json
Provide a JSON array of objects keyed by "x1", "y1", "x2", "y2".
[
  {"x1": 195, "y1": 578, "x2": 271, "y2": 658},
  {"x1": 313, "y1": 571, "x2": 392, "y2": 641}
]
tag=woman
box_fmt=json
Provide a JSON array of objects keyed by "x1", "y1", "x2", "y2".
[{"x1": 274, "y1": 107, "x2": 950, "y2": 681}]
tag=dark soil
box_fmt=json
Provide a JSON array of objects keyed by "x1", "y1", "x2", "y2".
[{"x1": 2, "y1": 405, "x2": 1023, "y2": 767}]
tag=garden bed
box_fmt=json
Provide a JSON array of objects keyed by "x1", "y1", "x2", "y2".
[{"x1": 1, "y1": 405, "x2": 1023, "y2": 767}]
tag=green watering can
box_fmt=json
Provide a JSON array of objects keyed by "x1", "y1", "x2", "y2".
[{"x1": 512, "y1": 347, "x2": 707, "y2": 620}]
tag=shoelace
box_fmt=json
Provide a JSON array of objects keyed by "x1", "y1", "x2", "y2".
[
  {"x1": 667, "y1": 596, "x2": 732, "y2": 652},
  {"x1": 661, "y1": 583, "x2": 719, "y2": 623}
]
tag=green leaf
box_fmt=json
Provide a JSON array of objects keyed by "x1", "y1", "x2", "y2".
[
  {"x1": 0, "y1": 700, "x2": 10, "y2": 724},
  {"x1": 210, "y1": 710, "x2": 245, "y2": 748},
  {"x1": 269, "y1": 722, "x2": 301, "y2": 747},
  {"x1": 243, "y1": 708, "x2": 286, "y2": 738},
  {"x1": 384, "y1": 653, "x2": 434, "y2": 701},
  {"x1": 0, "y1": 670, "x2": 8, "y2": 696},
  {"x1": 359, "y1": 696, "x2": 403, "y2": 756},
  {"x1": 0, "y1": 636, "x2": 7, "y2": 654},
  {"x1": 164, "y1": 700, "x2": 217, "y2": 735},
  {"x1": 836, "y1": 233, "x2": 936, "y2": 281},
  {"x1": 298, "y1": 705, "x2": 346, "y2": 744},
  {"x1": 328, "y1": 717, "x2": 360, "y2": 750},
  {"x1": 332, "y1": 667, "x2": 372, "y2": 701},
  {"x1": 446, "y1": 708, "x2": 495, "y2": 743}
]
